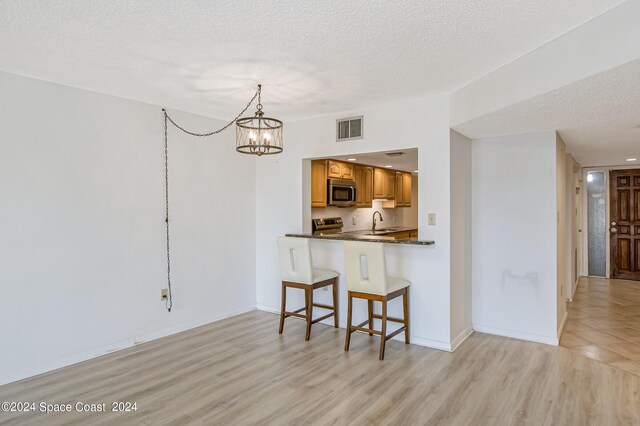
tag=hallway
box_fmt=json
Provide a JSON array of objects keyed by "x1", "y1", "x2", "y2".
[{"x1": 561, "y1": 276, "x2": 640, "y2": 376}]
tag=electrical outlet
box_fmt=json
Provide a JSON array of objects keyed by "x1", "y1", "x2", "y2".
[
  {"x1": 161, "y1": 288, "x2": 168, "y2": 300},
  {"x1": 428, "y1": 213, "x2": 436, "y2": 226},
  {"x1": 352, "y1": 216, "x2": 356, "y2": 225}
]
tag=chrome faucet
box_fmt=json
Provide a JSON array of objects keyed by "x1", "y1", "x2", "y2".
[{"x1": 372, "y1": 210, "x2": 383, "y2": 231}]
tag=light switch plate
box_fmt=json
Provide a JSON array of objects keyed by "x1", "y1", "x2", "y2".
[{"x1": 428, "y1": 213, "x2": 436, "y2": 226}]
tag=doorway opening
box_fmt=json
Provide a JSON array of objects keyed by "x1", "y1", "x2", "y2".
[{"x1": 586, "y1": 171, "x2": 606, "y2": 277}]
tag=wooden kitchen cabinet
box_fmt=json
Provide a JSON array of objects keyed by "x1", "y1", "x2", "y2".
[
  {"x1": 327, "y1": 160, "x2": 354, "y2": 180},
  {"x1": 382, "y1": 171, "x2": 412, "y2": 208},
  {"x1": 373, "y1": 168, "x2": 386, "y2": 198},
  {"x1": 384, "y1": 169, "x2": 395, "y2": 199},
  {"x1": 311, "y1": 160, "x2": 327, "y2": 208},
  {"x1": 355, "y1": 165, "x2": 373, "y2": 208},
  {"x1": 394, "y1": 172, "x2": 404, "y2": 206},
  {"x1": 373, "y1": 168, "x2": 395, "y2": 200},
  {"x1": 402, "y1": 172, "x2": 412, "y2": 207}
]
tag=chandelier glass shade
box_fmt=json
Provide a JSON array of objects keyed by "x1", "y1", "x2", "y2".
[{"x1": 236, "y1": 86, "x2": 283, "y2": 156}]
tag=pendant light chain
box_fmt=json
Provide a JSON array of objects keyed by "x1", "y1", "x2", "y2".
[
  {"x1": 163, "y1": 86, "x2": 260, "y2": 137},
  {"x1": 163, "y1": 113, "x2": 173, "y2": 312},
  {"x1": 161, "y1": 86, "x2": 261, "y2": 313}
]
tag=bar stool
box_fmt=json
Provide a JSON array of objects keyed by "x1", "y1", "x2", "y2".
[
  {"x1": 343, "y1": 241, "x2": 410, "y2": 360},
  {"x1": 277, "y1": 237, "x2": 339, "y2": 340}
]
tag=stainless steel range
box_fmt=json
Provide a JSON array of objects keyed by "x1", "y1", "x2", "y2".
[{"x1": 312, "y1": 217, "x2": 344, "y2": 235}]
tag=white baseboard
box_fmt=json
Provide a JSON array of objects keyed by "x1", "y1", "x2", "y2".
[
  {"x1": 473, "y1": 324, "x2": 559, "y2": 346},
  {"x1": 450, "y1": 326, "x2": 474, "y2": 351},
  {"x1": 256, "y1": 304, "x2": 280, "y2": 314},
  {"x1": 410, "y1": 336, "x2": 453, "y2": 352},
  {"x1": 0, "y1": 304, "x2": 257, "y2": 386},
  {"x1": 256, "y1": 306, "x2": 454, "y2": 352},
  {"x1": 557, "y1": 311, "x2": 568, "y2": 339},
  {"x1": 572, "y1": 277, "x2": 580, "y2": 298}
]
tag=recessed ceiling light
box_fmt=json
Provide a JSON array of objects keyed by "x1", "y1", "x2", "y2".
[
  {"x1": 347, "y1": 158, "x2": 357, "y2": 161},
  {"x1": 626, "y1": 158, "x2": 638, "y2": 162},
  {"x1": 385, "y1": 165, "x2": 393, "y2": 168}
]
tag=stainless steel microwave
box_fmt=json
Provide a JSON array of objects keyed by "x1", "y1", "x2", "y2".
[{"x1": 327, "y1": 178, "x2": 356, "y2": 207}]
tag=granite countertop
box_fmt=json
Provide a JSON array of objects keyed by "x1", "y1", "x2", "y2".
[
  {"x1": 345, "y1": 226, "x2": 418, "y2": 235},
  {"x1": 285, "y1": 227, "x2": 434, "y2": 246}
]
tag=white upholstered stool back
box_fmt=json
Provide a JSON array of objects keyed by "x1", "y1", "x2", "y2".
[
  {"x1": 278, "y1": 237, "x2": 313, "y2": 284},
  {"x1": 344, "y1": 241, "x2": 389, "y2": 296}
]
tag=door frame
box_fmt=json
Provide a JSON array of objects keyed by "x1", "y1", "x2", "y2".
[{"x1": 581, "y1": 165, "x2": 640, "y2": 279}]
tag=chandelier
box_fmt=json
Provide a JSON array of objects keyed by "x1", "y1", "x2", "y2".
[{"x1": 236, "y1": 85, "x2": 283, "y2": 156}]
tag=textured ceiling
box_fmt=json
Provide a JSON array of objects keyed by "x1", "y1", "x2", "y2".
[
  {"x1": 0, "y1": 0, "x2": 627, "y2": 121},
  {"x1": 453, "y1": 59, "x2": 640, "y2": 167}
]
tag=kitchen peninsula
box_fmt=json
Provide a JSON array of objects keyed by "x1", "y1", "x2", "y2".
[{"x1": 286, "y1": 216, "x2": 434, "y2": 245}]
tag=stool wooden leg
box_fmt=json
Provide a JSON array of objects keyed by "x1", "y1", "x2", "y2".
[
  {"x1": 305, "y1": 288, "x2": 313, "y2": 341},
  {"x1": 403, "y1": 288, "x2": 410, "y2": 344},
  {"x1": 367, "y1": 300, "x2": 374, "y2": 336},
  {"x1": 379, "y1": 298, "x2": 388, "y2": 360},
  {"x1": 278, "y1": 282, "x2": 287, "y2": 334},
  {"x1": 345, "y1": 292, "x2": 353, "y2": 351},
  {"x1": 332, "y1": 278, "x2": 339, "y2": 328}
]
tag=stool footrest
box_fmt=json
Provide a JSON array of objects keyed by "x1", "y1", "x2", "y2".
[
  {"x1": 371, "y1": 314, "x2": 405, "y2": 324},
  {"x1": 351, "y1": 325, "x2": 382, "y2": 335},
  {"x1": 285, "y1": 311, "x2": 307, "y2": 319},
  {"x1": 384, "y1": 326, "x2": 407, "y2": 341},
  {"x1": 311, "y1": 312, "x2": 335, "y2": 324},
  {"x1": 312, "y1": 303, "x2": 334, "y2": 310},
  {"x1": 355, "y1": 319, "x2": 370, "y2": 328},
  {"x1": 292, "y1": 307, "x2": 307, "y2": 314}
]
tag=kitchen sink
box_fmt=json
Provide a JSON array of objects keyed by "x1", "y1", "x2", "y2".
[{"x1": 362, "y1": 229, "x2": 398, "y2": 236}]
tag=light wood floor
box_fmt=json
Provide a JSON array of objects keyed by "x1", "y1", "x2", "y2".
[
  {"x1": 561, "y1": 276, "x2": 640, "y2": 377},
  {"x1": 2, "y1": 310, "x2": 640, "y2": 425}
]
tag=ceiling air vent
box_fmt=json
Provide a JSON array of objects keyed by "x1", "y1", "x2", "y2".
[{"x1": 336, "y1": 116, "x2": 363, "y2": 141}]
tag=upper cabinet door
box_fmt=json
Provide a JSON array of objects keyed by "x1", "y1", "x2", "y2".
[
  {"x1": 384, "y1": 170, "x2": 395, "y2": 199},
  {"x1": 373, "y1": 168, "x2": 386, "y2": 199},
  {"x1": 363, "y1": 167, "x2": 373, "y2": 207},
  {"x1": 340, "y1": 162, "x2": 354, "y2": 180},
  {"x1": 327, "y1": 160, "x2": 355, "y2": 180},
  {"x1": 354, "y1": 166, "x2": 364, "y2": 207},
  {"x1": 394, "y1": 172, "x2": 404, "y2": 206},
  {"x1": 402, "y1": 172, "x2": 412, "y2": 207},
  {"x1": 327, "y1": 160, "x2": 342, "y2": 178},
  {"x1": 311, "y1": 160, "x2": 327, "y2": 208}
]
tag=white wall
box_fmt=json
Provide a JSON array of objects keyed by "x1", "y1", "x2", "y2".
[
  {"x1": 0, "y1": 72, "x2": 257, "y2": 385},
  {"x1": 450, "y1": 131, "x2": 473, "y2": 346},
  {"x1": 256, "y1": 95, "x2": 457, "y2": 348},
  {"x1": 472, "y1": 132, "x2": 560, "y2": 345},
  {"x1": 556, "y1": 135, "x2": 567, "y2": 334}
]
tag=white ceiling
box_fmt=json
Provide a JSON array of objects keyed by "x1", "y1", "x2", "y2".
[
  {"x1": 330, "y1": 148, "x2": 418, "y2": 173},
  {"x1": 0, "y1": 0, "x2": 626, "y2": 122},
  {"x1": 453, "y1": 59, "x2": 640, "y2": 167}
]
